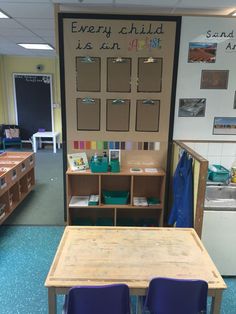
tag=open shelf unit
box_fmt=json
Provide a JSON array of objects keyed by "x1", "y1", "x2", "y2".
[
  {"x1": 66, "y1": 168, "x2": 165, "y2": 227},
  {"x1": 0, "y1": 152, "x2": 35, "y2": 224}
]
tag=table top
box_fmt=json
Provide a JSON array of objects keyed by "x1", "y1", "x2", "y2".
[
  {"x1": 33, "y1": 131, "x2": 59, "y2": 137},
  {"x1": 45, "y1": 226, "x2": 226, "y2": 293}
]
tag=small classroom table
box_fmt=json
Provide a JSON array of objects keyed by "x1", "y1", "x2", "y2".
[
  {"x1": 32, "y1": 131, "x2": 60, "y2": 153},
  {"x1": 45, "y1": 226, "x2": 226, "y2": 314}
]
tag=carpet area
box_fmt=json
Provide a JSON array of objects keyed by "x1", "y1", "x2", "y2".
[{"x1": 0, "y1": 226, "x2": 235, "y2": 314}]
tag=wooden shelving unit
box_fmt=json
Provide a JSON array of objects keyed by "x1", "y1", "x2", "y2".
[
  {"x1": 0, "y1": 152, "x2": 35, "y2": 224},
  {"x1": 66, "y1": 168, "x2": 165, "y2": 227}
]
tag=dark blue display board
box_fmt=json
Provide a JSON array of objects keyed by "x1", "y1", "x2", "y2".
[{"x1": 14, "y1": 74, "x2": 53, "y2": 140}]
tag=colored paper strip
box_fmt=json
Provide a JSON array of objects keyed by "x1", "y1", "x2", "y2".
[
  {"x1": 91, "y1": 141, "x2": 97, "y2": 150},
  {"x1": 74, "y1": 141, "x2": 79, "y2": 149},
  {"x1": 79, "y1": 141, "x2": 85, "y2": 149},
  {"x1": 143, "y1": 142, "x2": 148, "y2": 150},
  {"x1": 154, "y1": 142, "x2": 160, "y2": 151},
  {"x1": 149, "y1": 142, "x2": 154, "y2": 150},
  {"x1": 121, "y1": 142, "x2": 125, "y2": 150},
  {"x1": 85, "y1": 141, "x2": 91, "y2": 149},
  {"x1": 126, "y1": 141, "x2": 132, "y2": 150},
  {"x1": 138, "y1": 142, "x2": 143, "y2": 150},
  {"x1": 115, "y1": 141, "x2": 120, "y2": 149},
  {"x1": 97, "y1": 141, "x2": 103, "y2": 150},
  {"x1": 103, "y1": 141, "x2": 108, "y2": 149}
]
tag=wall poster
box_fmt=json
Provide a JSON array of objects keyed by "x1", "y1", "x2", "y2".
[{"x1": 59, "y1": 13, "x2": 181, "y2": 170}]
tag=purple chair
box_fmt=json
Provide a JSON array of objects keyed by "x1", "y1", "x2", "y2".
[
  {"x1": 143, "y1": 277, "x2": 208, "y2": 314},
  {"x1": 63, "y1": 284, "x2": 131, "y2": 314}
]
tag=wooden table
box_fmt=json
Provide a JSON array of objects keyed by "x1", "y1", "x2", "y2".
[{"x1": 45, "y1": 226, "x2": 226, "y2": 314}]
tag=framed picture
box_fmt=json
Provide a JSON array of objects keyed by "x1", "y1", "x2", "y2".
[
  {"x1": 213, "y1": 117, "x2": 236, "y2": 135},
  {"x1": 188, "y1": 42, "x2": 217, "y2": 63},
  {"x1": 178, "y1": 98, "x2": 206, "y2": 117},
  {"x1": 234, "y1": 91, "x2": 236, "y2": 109},
  {"x1": 200, "y1": 70, "x2": 229, "y2": 89},
  {"x1": 109, "y1": 149, "x2": 121, "y2": 163}
]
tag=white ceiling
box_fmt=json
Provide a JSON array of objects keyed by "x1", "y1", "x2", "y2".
[{"x1": 0, "y1": 0, "x2": 235, "y2": 57}]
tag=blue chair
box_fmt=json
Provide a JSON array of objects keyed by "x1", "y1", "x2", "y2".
[
  {"x1": 143, "y1": 277, "x2": 208, "y2": 314},
  {"x1": 1, "y1": 125, "x2": 22, "y2": 150},
  {"x1": 63, "y1": 283, "x2": 131, "y2": 314}
]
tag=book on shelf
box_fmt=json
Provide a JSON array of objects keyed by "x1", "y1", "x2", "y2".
[
  {"x1": 133, "y1": 197, "x2": 148, "y2": 206},
  {"x1": 69, "y1": 196, "x2": 89, "y2": 207},
  {"x1": 129, "y1": 168, "x2": 143, "y2": 173},
  {"x1": 67, "y1": 152, "x2": 89, "y2": 171},
  {"x1": 88, "y1": 195, "x2": 99, "y2": 206},
  {"x1": 144, "y1": 168, "x2": 158, "y2": 173}
]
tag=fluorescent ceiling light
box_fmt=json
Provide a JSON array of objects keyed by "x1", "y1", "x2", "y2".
[
  {"x1": 0, "y1": 10, "x2": 10, "y2": 18},
  {"x1": 18, "y1": 43, "x2": 54, "y2": 50}
]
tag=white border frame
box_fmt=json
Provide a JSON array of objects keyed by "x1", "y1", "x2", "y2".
[
  {"x1": 109, "y1": 149, "x2": 121, "y2": 164},
  {"x1": 13, "y1": 73, "x2": 54, "y2": 132}
]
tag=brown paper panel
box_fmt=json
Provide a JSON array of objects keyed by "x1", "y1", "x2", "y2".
[
  {"x1": 76, "y1": 57, "x2": 101, "y2": 92},
  {"x1": 138, "y1": 58, "x2": 162, "y2": 92},
  {"x1": 77, "y1": 98, "x2": 100, "y2": 131},
  {"x1": 136, "y1": 99, "x2": 160, "y2": 132},
  {"x1": 106, "y1": 99, "x2": 130, "y2": 131},
  {"x1": 107, "y1": 58, "x2": 131, "y2": 92}
]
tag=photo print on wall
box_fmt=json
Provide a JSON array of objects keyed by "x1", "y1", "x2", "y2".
[
  {"x1": 213, "y1": 117, "x2": 236, "y2": 135},
  {"x1": 234, "y1": 91, "x2": 236, "y2": 109},
  {"x1": 178, "y1": 98, "x2": 206, "y2": 117},
  {"x1": 188, "y1": 42, "x2": 217, "y2": 63},
  {"x1": 200, "y1": 70, "x2": 229, "y2": 89}
]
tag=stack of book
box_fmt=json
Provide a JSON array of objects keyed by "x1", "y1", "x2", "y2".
[
  {"x1": 133, "y1": 197, "x2": 148, "y2": 206},
  {"x1": 69, "y1": 195, "x2": 99, "y2": 207}
]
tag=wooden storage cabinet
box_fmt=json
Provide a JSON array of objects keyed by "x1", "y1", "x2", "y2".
[
  {"x1": 0, "y1": 152, "x2": 35, "y2": 224},
  {"x1": 67, "y1": 168, "x2": 165, "y2": 227}
]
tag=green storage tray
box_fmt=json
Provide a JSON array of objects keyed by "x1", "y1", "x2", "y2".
[
  {"x1": 102, "y1": 190, "x2": 129, "y2": 205},
  {"x1": 90, "y1": 156, "x2": 108, "y2": 173},
  {"x1": 208, "y1": 164, "x2": 230, "y2": 182}
]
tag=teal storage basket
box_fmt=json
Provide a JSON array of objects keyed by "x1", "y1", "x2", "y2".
[
  {"x1": 90, "y1": 156, "x2": 108, "y2": 173},
  {"x1": 208, "y1": 164, "x2": 230, "y2": 182},
  {"x1": 102, "y1": 190, "x2": 129, "y2": 205}
]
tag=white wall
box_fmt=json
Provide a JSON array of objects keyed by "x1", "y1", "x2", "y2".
[
  {"x1": 186, "y1": 142, "x2": 236, "y2": 170},
  {"x1": 174, "y1": 16, "x2": 236, "y2": 141}
]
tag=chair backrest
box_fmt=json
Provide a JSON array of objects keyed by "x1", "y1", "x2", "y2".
[
  {"x1": 65, "y1": 283, "x2": 131, "y2": 314},
  {"x1": 144, "y1": 277, "x2": 208, "y2": 314}
]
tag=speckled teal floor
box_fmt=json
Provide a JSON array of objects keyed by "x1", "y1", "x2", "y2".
[{"x1": 0, "y1": 226, "x2": 235, "y2": 314}]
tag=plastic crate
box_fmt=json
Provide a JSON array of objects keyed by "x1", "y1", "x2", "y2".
[
  {"x1": 90, "y1": 156, "x2": 108, "y2": 173},
  {"x1": 102, "y1": 190, "x2": 129, "y2": 205},
  {"x1": 208, "y1": 164, "x2": 230, "y2": 182}
]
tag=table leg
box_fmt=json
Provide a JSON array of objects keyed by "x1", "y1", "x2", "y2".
[
  {"x1": 39, "y1": 137, "x2": 42, "y2": 149},
  {"x1": 53, "y1": 136, "x2": 56, "y2": 153},
  {"x1": 48, "y1": 287, "x2": 56, "y2": 314},
  {"x1": 57, "y1": 136, "x2": 60, "y2": 149},
  {"x1": 210, "y1": 291, "x2": 222, "y2": 314},
  {"x1": 32, "y1": 136, "x2": 37, "y2": 153}
]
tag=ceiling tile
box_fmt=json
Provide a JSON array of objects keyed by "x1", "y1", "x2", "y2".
[
  {"x1": 0, "y1": 27, "x2": 37, "y2": 37},
  {"x1": 15, "y1": 18, "x2": 55, "y2": 30},
  {"x1": 0, "y1": 19, "x2": 24, "y2": 29},
  {"x1": 0, "y1": 3, "x2": 54, "y2": 19}
]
